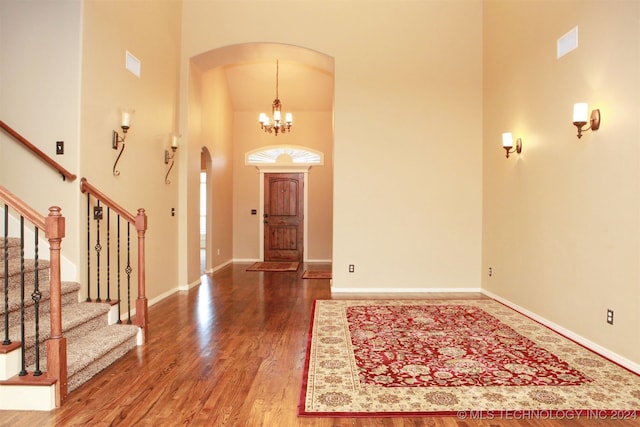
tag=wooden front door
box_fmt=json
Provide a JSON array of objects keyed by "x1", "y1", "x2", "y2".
[{"x1": 264, "y1": 173, "x2": 304, "y2": 262}]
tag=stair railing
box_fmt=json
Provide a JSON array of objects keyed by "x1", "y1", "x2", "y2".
[
  {"x1": 79, "y1": 178, "x2": 148, "y2": 343},
  {"x1": 0, "y1": 185, "x2": 67, "y2": 406},
  {"x1": 0, "y1": 120, "x2": 77, "y2": 182}
]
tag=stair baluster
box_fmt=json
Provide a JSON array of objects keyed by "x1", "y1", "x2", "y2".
[
  {"x1": 85, "y1": 193, "x2": 91, "y2": 302},
  {"x1": 126, "y1": 223, "x2": 132, "y2": 325},
  {"x1": 116, "y1": 217, "x2": 121, "y2": 324},
  {"x1": 79, "y1": 178, "x2": 147, "y2": 342},
  {"x1": 106, "y1": 208, "x2": 111, "y2": 302},
  {"x1": 19, "y1": 217, "x2": 26, "y2": 376},
  {"x1": 2, "y1": 204, "x2": 9, "y2": 346},
  {"x1": 32, "y1": 227, "x2": 42, "y2": 376},
  {"x1": 94, "y1": 201, "x2": 102, "y2": 303}
]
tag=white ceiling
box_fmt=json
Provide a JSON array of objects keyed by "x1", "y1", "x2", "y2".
[{"x1": 222, "y1": 60, "x2": 334, "y2": 113}]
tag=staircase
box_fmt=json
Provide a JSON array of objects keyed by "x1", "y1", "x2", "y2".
[
  {"x1": 1, "y1": 122, "x2": 148, "y2": 410},
  {"x1": 0, "y1": 236, "x2": 139, "y2": 410}
]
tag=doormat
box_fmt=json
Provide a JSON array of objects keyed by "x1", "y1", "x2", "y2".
[
  {"x1": 301, "y1": 270, "x2": 332, "y2": 279},
  {"x1": 246, "y1": 262, "x2": 300, "y2": 272},
  {"x1": 299, "y1": 299, "x2": 640, "y2": 417}
]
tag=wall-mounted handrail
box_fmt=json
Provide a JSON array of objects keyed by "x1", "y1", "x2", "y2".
[
  {"x1": 0, "y1": 120, "x2": 77, "y2": 182},
  {"x1": 79, "y1": 178, "x2": 148, "y2": 343}
]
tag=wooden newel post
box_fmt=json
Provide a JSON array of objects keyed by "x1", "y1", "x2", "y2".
[
  {"x1": 135, "y1": 208, "x2": 148, "y2": 344},
  {"x1": 44, "y1": 206, "x2": 68, "y2": 407}
]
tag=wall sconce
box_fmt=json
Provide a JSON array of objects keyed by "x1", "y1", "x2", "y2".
[
  {"x1": 112, "y1": 109, "x2": 133, "y2": 176},
  {"x1": 502, "y1": 132, "x2": 522, "y2": 158},
  {"x1": 164, "y1": 135, "x2": 179, "y2": 184},
  {"x1": 572, "y1": 103, "x2": 601, "y2": 139}
]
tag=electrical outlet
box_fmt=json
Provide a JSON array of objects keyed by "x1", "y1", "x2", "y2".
[
  {"x1": 348, "y1": 264, "x2": 355, "y2": 273},
  {"x1": 607, "y1": 309, "x2": 614, "y2": 325},
  {"x1": 488, "y1": 267, "x2": 493, "y2": 277},
  {"x1": 56, "y1": 141, "x2": 64, "y2": 155}
]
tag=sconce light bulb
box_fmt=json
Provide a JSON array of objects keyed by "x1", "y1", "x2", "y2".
[
  {"x1": 573, "y1": 103, "x2": 588, "y2": 123},
  {"x1": 502, "y1": 132, "x2": 513, "y2": 148},
  {"x1": 121, "y1": 111, "x2": 131, "y2": 128}
]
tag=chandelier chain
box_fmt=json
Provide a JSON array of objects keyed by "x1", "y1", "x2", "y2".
[{"x1": 276, "y1": 60, "x2": 279, "y2": 100}]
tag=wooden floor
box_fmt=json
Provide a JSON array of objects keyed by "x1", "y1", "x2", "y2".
[{"x1": 2, "y1": 263, "x2": 639, "y2": 427}]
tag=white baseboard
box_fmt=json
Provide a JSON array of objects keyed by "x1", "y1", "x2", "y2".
[
  {"x1": 205, "y1": 259, "x2": 233, "y2": 275},
  {"x1": 331, "y1": 287, "x2": 482, "y2": 294},
  {"x1": 125, "y1": 286, "x2": 180, "y2": 319},
  {"x1": 482, "y1": 290, "x2": 640, "y2": 375},
  {"x1": 178, "y1": 278, "x2": 201, "y2": 291}
]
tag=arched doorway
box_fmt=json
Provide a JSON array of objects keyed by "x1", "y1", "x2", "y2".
[
  {"x1": 200, "y1": 147, "x2": 212, "y2": 274},
  {"x1": 181, "y1": 43, "x2": 334, "y2": 284}
]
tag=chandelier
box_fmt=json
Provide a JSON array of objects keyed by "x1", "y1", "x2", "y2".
[{"x1": 259, "y1": 60, "x2": 292, "y2": 136}]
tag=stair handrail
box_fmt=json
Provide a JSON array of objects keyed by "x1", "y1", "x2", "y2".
[
  {"x1": 0, "y1": 120, "x2": 77, "y2": 182},
  {"x1": 0, "y1": 185, "x2": 46, "y2": 230},
  {"x1": 0, "y1": 185, "x2": 67, "y2": 406},
  {"x1": 79, "y1": 178, "x2": 148, "y2": 343}
]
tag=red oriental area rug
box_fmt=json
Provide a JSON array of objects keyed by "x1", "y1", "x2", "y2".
[{"x1": 299, "y1": 299, "x2": 640, "y2": 417}]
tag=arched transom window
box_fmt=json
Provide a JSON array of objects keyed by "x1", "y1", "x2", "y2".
[{"x1": 245, "y1": 145, "x2": 324, "y2": 166}]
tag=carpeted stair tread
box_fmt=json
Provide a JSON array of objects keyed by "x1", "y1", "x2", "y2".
[
  {"x1": 0, "y1": 280, "x2": 80, "y2": 316},
  {"x1": 0, "y1": 237, "x2": 20, "y2": 261},
  {"x1": 65, "y1": 324, "x2": 139, "y2": 376},
  {"x1": 0, "y1": 258, "x2": 50, "y2": 279},
  {"x1": 31, "y1": 323, "x2": 139, "y2": 391},
  {"x1": 65, "y1": 324, "x2": 139, "y2": 391},
  {"x1": 6, "y1": 301, "x2": 111, "y2": 345}
]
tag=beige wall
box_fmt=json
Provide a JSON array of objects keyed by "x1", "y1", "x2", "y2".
[
  {"x1": 181, "y1": 64, "x2": 204, "y2": 287},
  {"x1": 80, "y1": 0, "x2": 182, "y2": 301},
  {"x1": 201, "y1": 68, "x2": 234, "y2": 270},
  {"x1": 0, "y1": 0, "x2": 82, "y2": 276},
  {"x1": 181, "y1": 0, "x2": 483, "y2": 289},
  {"x1": 482, "y1": 0, "x2": 640, "y2": 364}
]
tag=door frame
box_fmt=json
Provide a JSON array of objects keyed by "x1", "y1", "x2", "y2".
[{"x1": 256, "y1": 165, "x2": 311, "y2": 262}]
